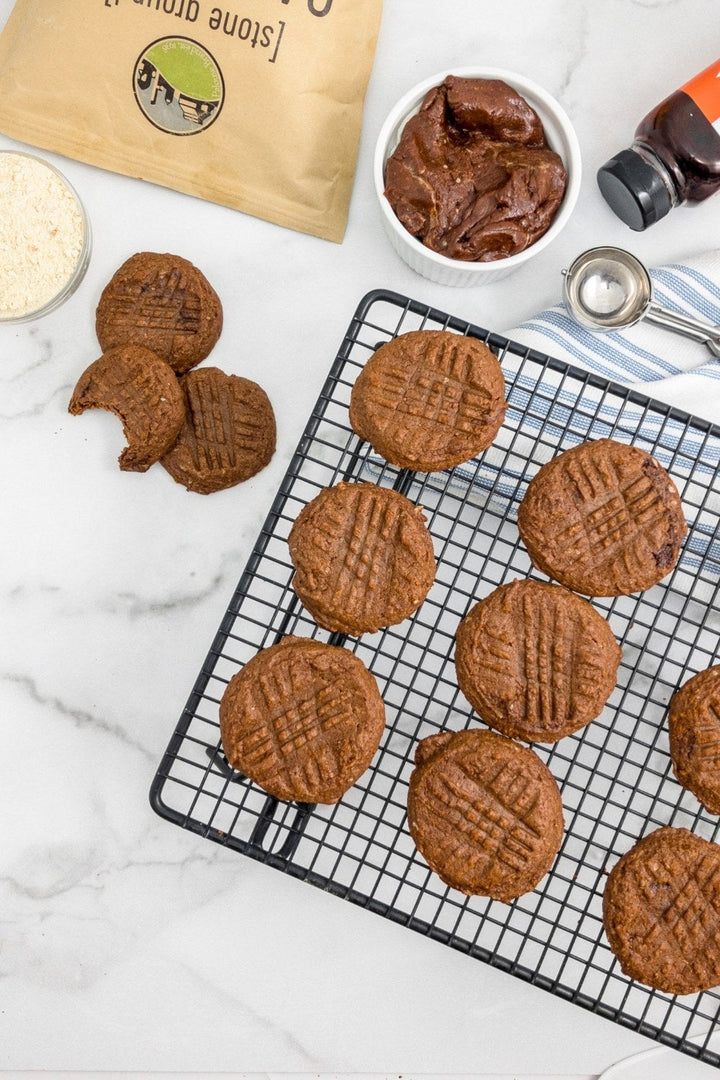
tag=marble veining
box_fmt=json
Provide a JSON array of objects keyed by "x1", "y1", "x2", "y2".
[{"x1": 2, "y1": 1, "x2": 720, "y2": 1077}]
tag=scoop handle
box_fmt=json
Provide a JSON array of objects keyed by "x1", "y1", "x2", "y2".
[{"x1": 646, "y1": 301, "x2": 720, "y2": 357}]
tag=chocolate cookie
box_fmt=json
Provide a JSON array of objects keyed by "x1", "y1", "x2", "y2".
[
  {"x1": 68, "y1": 344, "x2": 185, "y2": 472},
  {"x1": 160, "y1": 366, "x2": 276, "y2": 494},
  {"x1": 455, "y1": 579, "x2": 621, "y2": 743},
  {"x1": 669, "y1": 665, "x2": 720, "y2": 814},
  {"x1": 407, "y1": 728, "x2": 564, "y2": 900},
  {"x1": 349, "y1": 330, "x2": 506, "y2": 471},
  {"x1": 603, "y1": 826, "x2": 720, "y2": 994},
  {"x1": 288, "y1": 482, "x2": 436, "y2": 635},
  {"x1": 96, "y1": 252, "x2": 223, "y2": 374},
  {"x1": 219, "y1": 636, "x2": 386, "y2": 804},
  {"x1": 517, "y1": 438, "x2": 687, "y2": 596}
]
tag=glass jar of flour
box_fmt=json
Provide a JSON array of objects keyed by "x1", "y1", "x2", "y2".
[{"x1": 0, "y1": 150, "x2": 91, "y2": 322}]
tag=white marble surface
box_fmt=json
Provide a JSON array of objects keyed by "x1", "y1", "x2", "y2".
[{"x1": 2, "y1": 1, "x2": 720, "y2": 1077}]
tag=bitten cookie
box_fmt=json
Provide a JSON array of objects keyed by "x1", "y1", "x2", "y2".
[
  {"x1": 68, "y1": 344, "x2": 185, "y2": 472},
  {"x1": 288, "y1": 482, "x2": 436, "y2": 635},
  {"x1": 669, "y1": 665, "x2": 720, "y2": 814},
  {"x1": 517, "y1": 438, "x2": 687, "y2": 596},
  {"x1": 161, "y1": 367, "x2": 276, "y2": 494},
  {"x1": 349, "y1": 329, "x2": 506, "y2": 471},
  {"x1": 96, "y1": 251, "x2": 223, "y2": 374},
  {"x1": 603, "y1": 826, "x2": 720, "y2": 994},
  {"x1": 219, "y1": 636, "x2": 386, "y2": 804},
  {"x1": 407, "y1": 728, "x2": 564, "y2": 900},
  {"x1": 455, "y1": 579, "x2": 621, "y2": 743}
]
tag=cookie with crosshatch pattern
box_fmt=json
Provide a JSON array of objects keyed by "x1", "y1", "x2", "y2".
[
  {"x1": 96, "y1": 252, "x2": 223, "y2": 375},
  {"x1": 68, "y1": 344, "x2": 185, "y2": 472},
  {"x1": 517, "y1": 438, "x2": 687, "y2": 596},
  {"x1": 348, "y1": 329, "x2": 507, "y2": 471},
  {"x1": 602, "y1": 826, "x2": 720, "y2": 994},
  {"x1": 160, "y1": 366, "x2": 276, "y2": 494},
  {"x1": 454, "y1": 579, "x2": 621, "y2": 743},
  {"x1": 218, "y1": 636, "x2": 385, "y2": 804},
  {"x1": 407, "y1": 728, "x2": 564, "y2": 900},
  {"x1": 669, "y1": 665, "x2": 720, "y2": 814},
  {"x1": 288, "y1": 481, "x2": 436, "y2": 635}
]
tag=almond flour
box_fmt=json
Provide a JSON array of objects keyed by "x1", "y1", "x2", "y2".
[{"x1": 0, "y1": 151, "x2": 86, "y2": 319}]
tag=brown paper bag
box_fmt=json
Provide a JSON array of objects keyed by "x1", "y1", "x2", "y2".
[{"x1": 0, "y1": 0, "x2": 383, "y2": 242}]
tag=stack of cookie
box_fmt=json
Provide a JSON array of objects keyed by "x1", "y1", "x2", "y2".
[{"x1": 69, "y1": 252, "x2": 276, "y2": 494}]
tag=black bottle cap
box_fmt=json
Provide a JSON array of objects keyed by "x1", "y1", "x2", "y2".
[{"x1": 597, "y1": 148, "x2": 673, "y2": 231}]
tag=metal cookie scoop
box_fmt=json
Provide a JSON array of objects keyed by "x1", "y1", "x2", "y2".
[{"x1": 562, "y1": 246, "x2": 720, "y2": 358}]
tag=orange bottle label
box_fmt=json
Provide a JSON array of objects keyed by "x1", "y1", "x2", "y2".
[{"x1": 682, "y1": 59, "x2": 720, "y2": 126}]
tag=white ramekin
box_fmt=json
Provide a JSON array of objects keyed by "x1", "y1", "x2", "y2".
[{"x1": 373, "y1": 67, "x2": 582, "y2": 287}]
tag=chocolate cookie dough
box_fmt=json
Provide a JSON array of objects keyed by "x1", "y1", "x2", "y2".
[
  {"x1": 96, "y1": 251, "x2": 223, "y2": 374},
  {"x1": 384, "y1": 75, "x2": 567, "y2": 262},
  {"x1": 68, "y1": 344, "x2": 185, "y2": 472},
  {"x1": 517, "y1": 438, "x2": 687, "y2": 596},
  {"x1": 455, "y1": 579, "x2": 621, "y2": 743},
  {"x1": 603, "y1": 826, "x2": 720, "y2": 994},
  {"x1": 349, "y1": 329, "x2": 507, "y2": 471},
  {"x1": 669, "y1": 665, "x2": 720, "y2": 814},
  {"x1": 288, "y1": 482, "x2": 436, "y2": 635},
  {"x1": 219, "y1": 636, "x2": 386, "y2": 804},
  {"x1": 161, "y1": 367, "x2": 276, "y2": 494},
  {"x1": 407, "y1": 728, "x2": 564, "y2": 900}
]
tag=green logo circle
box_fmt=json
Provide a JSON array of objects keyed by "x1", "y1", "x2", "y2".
[{"x1": 133, "y1": 37, "x2": 224, "y2": 136}]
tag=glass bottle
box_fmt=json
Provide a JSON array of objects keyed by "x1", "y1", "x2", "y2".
[{"x1": 597, "y1": 58, "x2": 720, "y2": 230}]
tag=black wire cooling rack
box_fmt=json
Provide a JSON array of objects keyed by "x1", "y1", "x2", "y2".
[{"x1": 150, "y1": 288, "x2": 720, "y2": 1068}]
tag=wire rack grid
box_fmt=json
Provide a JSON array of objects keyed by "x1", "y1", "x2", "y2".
[{"x1": 150, "y1": 288, "x2": 720, "y2": 1068}]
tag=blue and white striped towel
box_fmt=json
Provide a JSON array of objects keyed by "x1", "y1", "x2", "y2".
[{"x1": 505, "y1": 249, "x2": 720, "y2": 427}]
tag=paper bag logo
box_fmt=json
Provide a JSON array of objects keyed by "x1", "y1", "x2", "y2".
[{"x1": 133, "y1": 37, "x2": 224, "y2": 135}]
